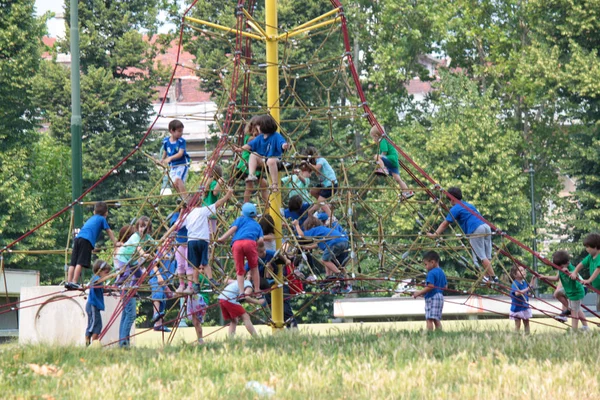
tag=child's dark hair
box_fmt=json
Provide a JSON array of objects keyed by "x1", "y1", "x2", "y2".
[
  {"x1": 168, "y1": 119, "x2": 184, "y2": 132},
  {"x1": 423, "y1": 251, "x2": 440, "y2": 264},
  {"x1": 211, "y1": 164, "x2": 223, "y2": 179},
  {"x1": 255, "y1": 114, "x2": 278, "y2": 134},
  {"x1": 259, "y1": 214, "x2": 275, "y2": 236},
  {"x1": 118, "y1": 225, "x2": 134, "y2": 243},
  {"x1": 92, "y1": 259, "x2": 111, "y2": 274},
  {"x1": 304, "y1": 146, "x2": 319, "y2": 165},
  {"x1": 510, "y1": 265, "x2": 524, "y2": 280},
  {"x1": 288, "y1": 195, "x2": 304, "y2": 213},
  {"x1": 135, "y1": 216, "x2": 152, "y2": 236},
  {"x1": 583, "y1": 233, "x2": 600, "y2": 249},
  {"x1": 94, "y1": 201, "x2": 108, "y2": 215},
  {"x1": 244, "y1": 116, "x2": 260, "y2": 135},
  {"x1": 552, "y1": 250, "x2": 570, "y2": 266},
  {"x1": 447, "y1": 187, "x2": 462, "y2": 201},
  {"x1": 303, "y1": 216, "x2": 322, "y2": 231}
]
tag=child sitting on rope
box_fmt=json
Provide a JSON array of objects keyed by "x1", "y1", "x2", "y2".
[
  {"x1": 233, "y1": 117, "x2": 269, "y2": 203},
  {"x1": 161, "y1": 119, "x2": 191, "y2": 197},
  {"x1": 239, "y1": 114, "x2": 288, "y2": 192},
  {"x1": 509, "y1": 265, "x2": 536, "y2": 334},
  {"x1": 85, "y1": 260, "x2": 112, "y2": 346},
  {"x1": 66, "y1": 201, "x2": 119, "y2": 290},
  {"x1": 427, "y1": 187, "x2": 498, "y2": 284},
  {"x1": 304, "y1": 146, "x2": 337, "y2": 220},
  {"x1": 539, "y1": 251, "x2": 590, "y2": 332},
  {"x1": 217, "y1": 202, "x2": 264, "y2": 296},
  {"x1": 411, "y1": 251, "x2": 447, "y2": 331},
  {"x1": 218, "y1": 275, "x2": 266, "y2": 337},
  {"x1": 281, "y1": 161, "x2": 312, "y2": 204},
  {"x1": 369, "y1": 125, "x2": 414, "y2": 200}
]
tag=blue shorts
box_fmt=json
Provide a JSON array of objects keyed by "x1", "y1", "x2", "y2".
[
  {"x1": 85, "y1": 303, "x2": 102, "y2": 336},
  {"x1": 381, "y1": 156, "x2": 400, "y2": 175},
  {"x1": 188, "y1": 240, "x2": 209, "y2": 267},
  {"x1": 169, "y1": 164, "x2": 188, "y2": 183},
  {"x1": 317, "y1": 182, "x2": 338, "y2": 199},
  {"x1": 322, "y1": 241, "x2": 348, "y2": 262}
]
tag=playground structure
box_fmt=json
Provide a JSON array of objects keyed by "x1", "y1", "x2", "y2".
[{"x1": 1, "y1": 0, "x2": 598, "y2": 345}]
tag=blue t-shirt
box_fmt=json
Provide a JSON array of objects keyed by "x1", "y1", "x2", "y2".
[
  {"x1": 284, "y1": 202, "x2": 311, "y2": 226},
  {"x1": 77, "y1": 215, "x2": 110, "y2": 247},
  {"x1": 303, "y1": 226, "x2": 347, "y2": 251},
  {"x1": 316, "y1": 158, "x2": 337, "y2": 187},
  {"x1": 87, "y1": 275, "x2": 105, "y2": 311},
  {"x1": 248, "y1": 132, "x2": 287, "y2": 158},
  {"x1": 245, "y1": 249, "x2": 276, "y2": 277},
  {"x1": 231, "y1": 216, "x2": 264, "y2": 245},
  {"x1": 510, "y1": 280, "x2": 530, "y2": 312},
  {"x1": 218, "y1": 280, "x2": 253, "y2": 305},
  {"x1": 169, "y1": 212, "x2": 188, "y2": 244},
  {"x1": 424, "y1": 267, "x2": 447, "y2": 299},
  {"x1": 445, "y1": 201, "x2": 485, "y2": 235},
  {"x1": 162, "y1": 137, "x2": 190, "y2": 166}
]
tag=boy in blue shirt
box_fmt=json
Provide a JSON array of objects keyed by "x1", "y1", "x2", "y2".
[
  {"x1": 239, "y1": 114, "x2": 288, "y2": 192},
  {"x1": 284, "y1": 195, "x2": 312, "y2": 227},
  {"x1": 85, "y1": 260, "x2": 112, "y2": 346},
  {"x1": 161, "y1": 119, "x2": 190, "y2": 196},
  {"x1": 412, "y1": 251, "x2": 447, "y2": 331},
  {"x1": 427, "y1": 187, "x2": 498, "y2": 284},
  {"x1": 66, "y1": 202, "x2": 119, "y2": 290}
]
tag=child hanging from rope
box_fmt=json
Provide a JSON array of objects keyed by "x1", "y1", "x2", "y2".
[
  {"x1": 161, "y1": 119, "x2": 191, "y2": 197},
  {"x1": 427, "y1": 187, "x2": 498, "y2": 284},
  {"x1": 239, "y1": 114, "x2": 288, "y2": 192},
  {"x1": 369, "y1": 125, "x2": 414, "y2": 199},
  {"x1": 539, "y1": 250, "x2": 590, "y2": 332},
  {"x1": 217, "y1": 202, "x2": 264, "y2": 295},
  {"x1": 411, "y1": 251, "x2": 447, "y2": 331},
  {"x1": 233, "y1": 117, "x2": 269, "y2": 203},
  {"x1": 304, "y1": 146, "x2": 337, "y2": 220},
  {"x1": 85, "y1": 259, "x2": 112, "y2": 346},
  {"x1": 162, "y1": 188, "x2": 235, "y2": 291},
  {"x1": 509, "y1": 265, "x2": 536, "y2": 334},
  {"x1": 218, "y1": 275, "x2": 266, "y2": 337},
  {"x1": 66, "y1": 201, "x2": 119, "y2": 290}
]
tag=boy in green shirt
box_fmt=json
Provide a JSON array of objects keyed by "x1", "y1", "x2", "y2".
[
  {"x1": 570, "y1": 233, "x2": 600, "y2": 311},
  {"x1": 370, "y1": 126, "x2": 413, "y2": 200},
  {"x1": 541, "y1": 250, "x2": 590, "y2": 332}
]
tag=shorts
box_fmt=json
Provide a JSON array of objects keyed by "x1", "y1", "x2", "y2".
[
  {"x1": 187, "y1": 296, "x2": 207, "y2": 323},
  {"x1": 425, "y1": 292, "x2": 444, "y2": 320},
  {"x1": 322, "y1": 241, "x2": 348, "y2": 262},
  {"x1": 470, "y1": 224, "x2": 492, "y2": 265},
  {"x1": 85, "y1": 303, "x2": 102, "y2": 336},
  {"x1": 70, "y1": 237, "x2": 93, "y2": 268},
  {"x1": 316, "y1": 182, "x2": 338, "y2": 199},
  {"x1": 232, "y1": 240, "x2": 258, "y2": 275},
  {"x1": 188, "y1": 240, "x2": 209, "y2": 268},
  {"x1": 169, "y1": 164, "x2": 189, "y2": 183},
  {"x1": 568, "y1": 299, "x2": 582, "y2": 313},
  {"x1": 509, "y1": 309, "x2": 533, "y2": 320},
  {"x1": 381, "y1": 156, "x2": 400, "y2": 175},
  {"x1": 219, "y1": 299, "x2": 246, "y2": 321}
]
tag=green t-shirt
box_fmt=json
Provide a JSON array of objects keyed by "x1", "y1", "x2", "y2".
[
  {"x1": 202, "y1": 180, "x2": 219, "y2": 206},
  {"x1": 235, "y1": 134, "x2": 252, "y2": 173},
  {"x1": 559, "y1": 264, "x2": 585, "y2": 301},
  {"x1": 116, "y1": 233, "x2": 153, "y2": 264},
  {"x1": 582, "y1": 253, "x2": 600, "y2": 290},
  {"x1": 379, "y1": 138, "x2": 399, "y2": 167}
]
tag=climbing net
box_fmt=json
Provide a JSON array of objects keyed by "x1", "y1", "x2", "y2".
[{"x1": 1, "y1": 0, "x2": 597, "y2": 345}]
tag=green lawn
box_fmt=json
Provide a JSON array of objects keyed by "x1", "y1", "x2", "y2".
[{"x1": 2, "y1": 319, "x2": 600, "y2": 399}]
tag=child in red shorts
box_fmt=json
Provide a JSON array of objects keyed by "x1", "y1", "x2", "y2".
[
  {"x1": 217, "y1": 203, "x2": 263, "y2": 295},
  {"x1": 218, "y1": 278, "x2": 265, "y2": 336}
]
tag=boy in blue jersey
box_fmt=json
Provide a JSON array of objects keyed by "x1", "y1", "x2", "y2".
[
  {"x1": 427, "y1": 187, "x2": 498, "y2": 284},
  {"x1": 239, "y1": 114, "x2": 288, "y2": 191},
  {"x1": 85, "y1": 260, "x2": 112, "y2": 346},
  {"x1": 66, "y1": 202, "x2": 119, "y2": 290},
  {"x1": 412, "y1": 251, "x2": 447, "y2": 331},
  {"x1": 161, "y1": 119, "x2": 190, "y2": 196},
  {"x1": 284, "y1": 195, "x2": 312, "y2": 227}
]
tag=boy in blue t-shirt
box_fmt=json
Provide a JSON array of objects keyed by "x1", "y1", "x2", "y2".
[
  {"x1": 284, "y1": 195, "x2": 312, "y2": 227},
  {"x1": 161, "y1": 119, "x2": 190, "y2": 196},
  {"x1": 427, "y1": 187, "x2": 498, "y2": 284},
  {"x1": 66, "y1": 202, "x2": 119, "y2": 290},
  {"x1": 239, "y1": 114, "x2": 288, "y2": 192},
  {"x1": 85, "y1": 260, "x2": 112, "y2": 346},
  {"x1": 412, "y1": 251, "x2": 447, "y2": 331}
]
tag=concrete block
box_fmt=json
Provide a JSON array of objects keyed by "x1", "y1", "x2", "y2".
[{"x1": 19, "y1": 286, "x2": 134, "y2": 347}]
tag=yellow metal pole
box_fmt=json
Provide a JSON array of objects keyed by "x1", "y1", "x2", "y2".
[
  {"x1": 184, "y1": 16, "x2": 265, "y2": 40},
  {"x1": 266, "y1": 0, "x2": 284, "y2": 332}
]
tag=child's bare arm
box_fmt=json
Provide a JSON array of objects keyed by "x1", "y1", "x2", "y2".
[
  {"x1": 538, "y1": 272, "x2": 559, "y2": 282},
  {"x1": 427, "y1": 220, "x2": 450, "y2": 238},
  {"x1": 292, "y1": 220, "x2": 304, "y2": 236},
  {"x1": 214, "y1": 188, "x2": 234, "y2": 209},
  {"x1": 217, "y1": 226, "x2": 237, "y2": 243},
  {"x1": 570, "y1": 262, "x2": 584, "y2": 280},
  {"x1": 106, "y1": 229, "x2": 120, "y2": 246},
  {"x1": 412, "y1": 284, "x2": 433, "y2": 298}
]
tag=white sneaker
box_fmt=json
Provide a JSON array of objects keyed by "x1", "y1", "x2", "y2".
[
  {"x1": 554, "y1": 316, "x2": 568, "y2": 323},
  {"x1": 176, "y1": 284, "x2": 185, "y2": 294},
  {"x1": 183, "y1": 286, "x2": 194, "y2": 295},
  {"x1": 580, "y1": 326, "x2": 590, "y2": 333}
]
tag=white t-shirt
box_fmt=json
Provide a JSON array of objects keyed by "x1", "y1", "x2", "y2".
[
  {"x1": 218, "y1": 280, "x2": 253, "y2": 305},
  {"x1": 180, "y1": 204, "x2": 216, "y2": 241}
]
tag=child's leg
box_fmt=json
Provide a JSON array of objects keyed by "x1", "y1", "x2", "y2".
[
  {"x1": 73, "y1": 264, "x2": 83, "y2": 283},
  {"x1": 514, "y1": 318, "x2": 521, "y2": 331},
  {"x1": 259, "y1": 178, "x2": 269, "y2": 203},
  {"x1": 481, "y1": 259, "x2": 496, "y2": 278},
  {"x1": 251, "y1": 266, "x2": 261, "y2": 294},
  {"x1": 266, "y1": 157, "x2": 279, "y2": 189},
  {"x1": 391, "y1": 173, "x2": 409, "y2": 191},
  {"x1": 434, "y1": 320, "x2": 442, "y2": 331},
  {"x1": 375, "y1": 154, "x2": 386, "y2": 170},
  {"x1": 323, "y1": 260, "x2": 341, "y2": 275},
  {"x1": 578, "y1": 310, "x2": 588, "y2": 327},
  {"x1": 173, "y1": 178, "x2": 186, "y2": 195},
  {"x1": 153, "y1": 300, "x2": 163, "y2": 327},
  {"x1": 236, "y1": 274, "x2": 245, "y2": 299},
  {"x1": 523, "y1": 319, "x2": 530, "y2": 334},
  {"x1": 241, "y1": 313, "x2": 257, "y2": 336},
  {"x1": 426, "y1": 319, "x2": 434, "y2": 331},
  {"x1": 570, "y1": 306, "x2": 580, "y2": 330},
  {"x1": 247, "y1": 154, "x2": 265, "y2": 177},
  {"x1": 229, "y1": 317, "x2": 238, "y2": 335},
  {"x1": 317, "y1": 196, "x2": 332, "y2": 218},
  {"x1": 67, "y1": 266, "x2": 75, "y2": 282},
  {"x1": 191, "y1": 314, "x2": 203, "y2": 342},
  {"x1": 554, "y1": 288, "x2": 568, "y2": 311},
  {"x1": 244, "y1": 180, "x2": 254, "y2": 203}
]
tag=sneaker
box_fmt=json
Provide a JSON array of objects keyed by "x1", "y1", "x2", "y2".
[
  {"x1": 340, "y1": 284, "x2": 353, "y2": 294},
  {"x1": 209, "y1": 278, "x2": 218, "y2": 287},
  {"x1": 153, "y1": 326, "x2": 171, "y2": 333},
  {"x1": 374, "y1": 167, "x2": 389, "y2": 177},
  {"x1": 183, "y1": 286, "x2": 194, "y2": 295},
  {"x1": 150, "y1": 311, "x2": 165, "y2": 324},
  {"x1": 245, "y1": 175, "x2": 258, "y2": 182},
  {"x1": 492, "y1": 276, "x2": 499, "y2": 284},
  {"x1": 559, "y1": 309, "x2": 571, "y2": 317},
  {"x1": 176, "y1": 284, "x2": 185, "y2": 294},
  {"x1": 66, "y1": 282, "x2": 83, "y2": 291},
  {"x1": 402, "y1": 191, "x2": 415, "y2": 200},
  {"x1": 481, "y1": 276, "x2": 491, "y2": 284},
  {"x1": 554, "y1": 316, "x2": 568, "y2": 323},
  {"x1": 580, "y1": 326, "x2": 590, "y2": 333}
]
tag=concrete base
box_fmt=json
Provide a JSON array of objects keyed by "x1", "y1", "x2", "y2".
[{"x1": 19, "y1": 286, "x2": 134, "y2": 347}]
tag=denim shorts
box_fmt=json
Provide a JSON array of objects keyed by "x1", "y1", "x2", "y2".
[
  {"x1": 381, "y1": 156, "x2": 400, "y2": 175},
  {"x1": 322, "y1": 241, "x2": 348, "y2": 262}
]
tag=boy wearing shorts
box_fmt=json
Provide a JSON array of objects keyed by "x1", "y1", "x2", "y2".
[
  {"x1": 412, "y1": 251, "x2": 447, "y2": 331},
  {"x1": 218, "y1": 277, "x2": 265, "y2": 336},
  {"x1": 162, "y1": 119, "x2": 190, "y2": 196}
]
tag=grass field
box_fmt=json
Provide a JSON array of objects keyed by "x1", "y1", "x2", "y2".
[{"x1": 2, "y1": 319, "x2": 600, "y2": 399}]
